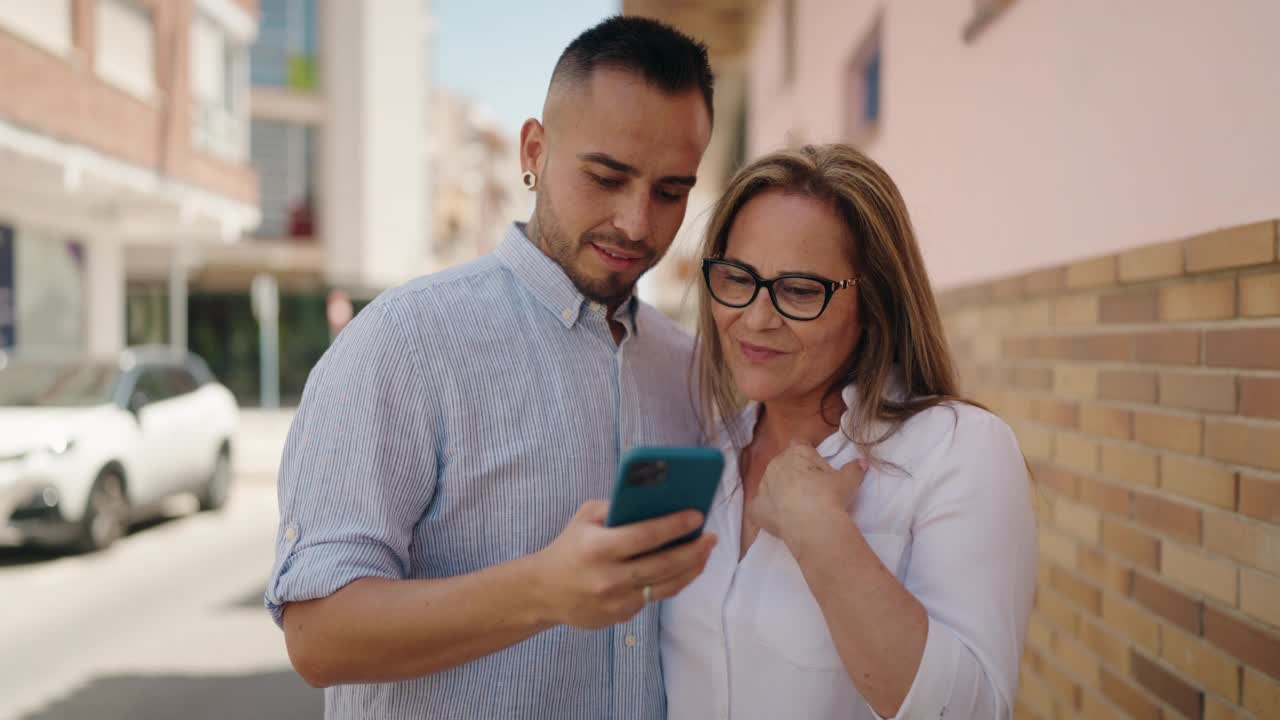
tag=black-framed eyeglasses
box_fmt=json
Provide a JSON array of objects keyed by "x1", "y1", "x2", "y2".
[{"x1": 702, "y1": 258, "x2": 856, "y2": 321}]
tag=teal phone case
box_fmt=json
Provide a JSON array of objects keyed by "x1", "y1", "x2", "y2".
[{"x1": 605, "y1": 446, "x2": 724, "y2": 550}]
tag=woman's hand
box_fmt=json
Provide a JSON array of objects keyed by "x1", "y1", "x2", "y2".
[{"x1": 747, "y1": 441, "x2": 867, "y2": 542}]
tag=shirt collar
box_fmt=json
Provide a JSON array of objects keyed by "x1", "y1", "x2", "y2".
[
  {"x1": 724, "y1": 372, "x2": 907, "y2": 462},
  {"x1": 494, "y1": 222, "x2": 639, "y2": 334}
]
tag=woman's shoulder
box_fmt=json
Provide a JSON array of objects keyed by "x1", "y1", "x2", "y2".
[{"x1": 878, "y1": 399, "x2": 1020, "y2": 475}]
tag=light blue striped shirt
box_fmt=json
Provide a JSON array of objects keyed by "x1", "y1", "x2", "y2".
[{"x1": 267, "y1": 223, "x2": 702, "y2": 719}]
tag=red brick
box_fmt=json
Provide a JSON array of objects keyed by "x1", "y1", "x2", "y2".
[
  {"x1": 1239, "y1": 473, "x2": 1280, "y2": 524},
  {"x1": 1002, "y1": 337, "x2": 1032, "y2": 359},
  {"x1": 1158, "y1": 373, "x2": 1237, "y2": 414},
  {"x1": 1024, "y1": 267, "x2": 1068, "y2": 295},
  {"x1": 1100, "y1": 288, "x2": 1160, "y2": 324},
  {"x1": 1100, "y1": 589, "x2": 1162, "y2": 650},
  {"x1": 1078, "y1": 546, "x2": 1133, "y2": 595},
  {"x1": 1130, "y1": 649, "x2": 1203, "y2": 720},
  {"x1": 1160, "y1": 279, "x2": 1237, "y2": 322},
  {"x1": 1239, "y1": 377, "x2": 1280, "y2": 420},
  {"x1": 1080, "y1": 404, "x2": 1133, "y2": 440},
  {"x1": 1098, "y1": 370, "x2": 1158, "y2": 404},
  {"x1": 1161, "y1": 623, "x2": 1243, "y2": 703},
  {"x1": 1064, "y1": 254, "x2": 1116, "y2": 288},
  {"x1": 1071, "y1": 334, "x2": 1136, "y2": 362},
  {"x1": 1101, "y1": 444, "x2": 1159, "y2": 487},
  {"x1": 1080, "y1": 616, "x2": 1131, "y2": 670},
  {"x1": 1240, "y1": 272, "x2": 1280, "y2": 318},
  {"x1": 1053, "y1": 295, "x2": 1100, "y2": 326},
  {"x1": 1119, "y1": 241, "x2": 1185, "y2": 283},
  {"x1": 1032, "y1": 336, "x2": 1075, "y2": 361},
  {"x1": 1079, "y1": 477, "x2": 1131, "y2": 516},
  {"x1": 1161, "y1": 541, "x2": 1238, "y2": 606},
  {"x1": 1054, "y1": 432, "x2": 1099, "y2": 473},
  {"x1": 1132, "y1": 492, "x2": 1202, "y2": 544},
  {"x1": 1102, "y1": 518, "x2": 1160, "y2": 570},
  {"x1": 1099, "y1": 668, "x2": 1162, "y2": 720},
  {"x1": 1132, "y1": 572, "x2": 1203, "y2": 634},
  {"x1": 1034, "y1": 399, "x2": 1079, "y2": 429},
  {"x1": 1244, "y1": 667, "x2": 1280, "y2": 717},
  {"x1": 1011, "y1": 366, "x2": 1054, "y2": 391},
  {"x1": 1134, "y1": 411, "x2": 1203, "y2": 455},
  {"x1": 1067, "y1": 256, "x2": 1119, "y2": 289},
  {"x1": 1206, "y1": 328, "x2": 1280, "y2": 371},
  {"x1": 1032, "y1": 464, "x2": 1078, "y2": 498},
  {"x1": 1054, "y1": 366, "x2": 1098, "y2": 399},
  {"x1": 1136, "y1": 331, "x2": 1202, "y2": 366},
  {"x1": 1205, "y1": 420, "x2": 1280, "y2": 472},
  {"x1": 1051, "y1": 566, "x2": 1102, "y2": 615},
  {"x1": 992, "y1": 276, "x2": 1026, "y2": 300},
  {"x1": 1184, "y1": 221, "x2": 1278, "y2": 272},
  {"x1": 1241, "y1": 568, "x2": 1280, "y2": 628},
  {"x1": 1203, "y1": 605, "x2": 1280, "y2": 680},
  {"x1": 1160, "y1": 456, "x2": 1237, "y2": 510},
  {"x1": 1203, "y1": 510, "x2": 1280, "y2": 576}
]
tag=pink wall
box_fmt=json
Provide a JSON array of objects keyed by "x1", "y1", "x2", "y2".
[{"x1": 746, "y1": 0, "x2": 1280, "y2": 288}]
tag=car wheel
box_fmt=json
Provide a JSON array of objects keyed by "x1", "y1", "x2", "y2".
[
  {"x1": 77, "y1": 470, "x2": 130, "y2": 552},
  {"x1": 198, "y1": 447, "x2": 232, "y2": 512}
]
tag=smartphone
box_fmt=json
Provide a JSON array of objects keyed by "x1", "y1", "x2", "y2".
[{"x1": 605, "y1": 446, "x2": 724, "y2": 551}]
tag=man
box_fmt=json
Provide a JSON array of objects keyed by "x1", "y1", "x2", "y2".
[{"x1": 267, "y1": 16, "x2": 716, "y2": 719}]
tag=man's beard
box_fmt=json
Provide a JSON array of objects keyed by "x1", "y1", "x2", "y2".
[{"x1": 531, "y1": 191, "x2": 654, "y2": 307}]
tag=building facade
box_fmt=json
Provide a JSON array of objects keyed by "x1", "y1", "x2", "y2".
[{"x1": 0, "y1": 0, "x2": 261, "y2": 357}]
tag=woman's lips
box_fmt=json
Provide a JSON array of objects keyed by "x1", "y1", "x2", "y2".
[{"x1": 738, "y1": 340, "x2": 785, "y2": 363}]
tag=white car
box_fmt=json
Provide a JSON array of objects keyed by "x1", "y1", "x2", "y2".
[{"x1": 0, "y1": 346, "x2": 239, "y2": 552}]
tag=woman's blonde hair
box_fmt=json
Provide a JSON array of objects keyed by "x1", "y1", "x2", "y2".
[{"x1": 694, "y1": 143, "x2": 973, "y2": 458}]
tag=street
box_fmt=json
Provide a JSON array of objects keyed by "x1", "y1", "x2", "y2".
[{"x1": 0, "y1": 411, "x2": 320, "y2": 720}]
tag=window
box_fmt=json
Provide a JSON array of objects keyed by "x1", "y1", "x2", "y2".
[
  {"x1": 95, "y1": 0, "x2": 155, "y2": 100},
  {"x1": 844, "y1": 16, "x2": 882, "y2": 146},
  {"x1": 167, "y1": 368, "x2": 200, "y2": 396},
  {"x1": 250, "y1": 119, "x2": 316, "y2": 239},
  {"x1": 191, "y1": 13, "x2": 249, "y2": 161},
  {"x1": 134, "y1": 369, "x2": 175, "y2": 405},
  {"x1": 252, "y1": 0, "x2": 318, "y2": 90},
  {"x1": 13, "y1": 229, "x2": 84, "y2": 353},
  {"x1": 0, "y1": 0, "x2": 72, "y2": 56}
]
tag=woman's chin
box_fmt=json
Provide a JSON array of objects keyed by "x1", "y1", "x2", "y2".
[{"x1": 732, "y1": 373, "x2": 790, "y2": 406}]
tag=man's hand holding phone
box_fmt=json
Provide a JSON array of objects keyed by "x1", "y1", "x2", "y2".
[{"x1": 531, "y1": 500, "x2": 718, "y2": 630}]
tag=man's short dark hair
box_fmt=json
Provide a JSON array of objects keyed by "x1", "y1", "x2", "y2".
[{"x1": 552, "y1": 15, "x2": 715, "y2": 122}]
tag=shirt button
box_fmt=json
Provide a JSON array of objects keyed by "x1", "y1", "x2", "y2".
[
  {"x1": 624, "y1": 633, "x2": 637, "y2": 648},
  {"x1": 284, "y1": 527, "x2": 297, "y2": 542},
  {"x1": 561, "y1": 308, "x2": 574, "y2": 322}
]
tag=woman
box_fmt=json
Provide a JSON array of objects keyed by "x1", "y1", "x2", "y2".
[{"x1": 661, "y1": 144, "x2": 1036, "y2": 720}]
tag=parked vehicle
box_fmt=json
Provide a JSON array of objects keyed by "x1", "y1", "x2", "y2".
[{"x1": 0, "y1": 346, "x2": 239, "y2": 551}]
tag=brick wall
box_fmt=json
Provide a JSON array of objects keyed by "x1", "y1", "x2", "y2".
[
  {"x1": 0, "y1": 0, "x2": 255, "y2": 204},
  {"x1": 938, "y1": 220, "x2": 1280, "y2": 719}
]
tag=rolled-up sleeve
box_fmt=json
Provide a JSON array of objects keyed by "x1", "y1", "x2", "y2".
[
  {"x1": 265, "y1": 302, "x2": 438, "y2": 628},
  {"x1": 875, "y1": 411, "x2": 1038, "y2": 720}
]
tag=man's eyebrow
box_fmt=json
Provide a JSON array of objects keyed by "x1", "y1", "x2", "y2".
[
  {"x1": 578, "y1": 152, "x2": 637, "y2": 175},
  {"x1": 578, "y1": 152, "x2": 697, "y2": 187}
]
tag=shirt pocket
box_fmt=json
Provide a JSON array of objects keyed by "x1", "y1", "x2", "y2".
[{"x1": 751, "y1": 532, "x2": 909, "y2": 670}]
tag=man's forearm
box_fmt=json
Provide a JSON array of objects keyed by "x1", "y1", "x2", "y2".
[{"x1": 283, "y1": 553, "x2": 556, "y2": 687}]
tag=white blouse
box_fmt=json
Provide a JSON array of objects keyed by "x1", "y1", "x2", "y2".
[{"x1": 661, "y1": 385, "x2": 1037, "y2": 720}]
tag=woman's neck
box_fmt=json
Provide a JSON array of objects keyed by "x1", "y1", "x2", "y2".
[{"x1": 754, "y1": 388, "x2": 845, "y2": 451}]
